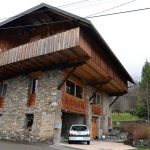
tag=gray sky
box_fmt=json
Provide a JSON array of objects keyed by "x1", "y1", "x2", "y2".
[{"x1": 1, "y1": 0, "x2": 150, "y2": 81}]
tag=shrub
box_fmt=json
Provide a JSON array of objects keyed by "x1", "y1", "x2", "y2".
[{"x1": 123, "y1": 123, "x2": 150, "y2": 139}]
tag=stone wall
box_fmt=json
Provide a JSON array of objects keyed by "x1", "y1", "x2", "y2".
[
  {"x1": 101, "y1": 93, "x2": 112, "y2": 134},
  {"x1": 85, "y1": 86, "x2": 111, "y2": 138},
  {"x1": 0, "y1": 69, "x2": 64, "y2": 143}
]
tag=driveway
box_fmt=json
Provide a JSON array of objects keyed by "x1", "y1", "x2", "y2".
[{"x1": 60, "y1": 140, "x2": 136, "y2": 150}]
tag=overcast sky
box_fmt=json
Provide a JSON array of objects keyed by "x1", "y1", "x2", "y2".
[{"x1": 0, "y1": 0, "x2": 150, "y2": 81}]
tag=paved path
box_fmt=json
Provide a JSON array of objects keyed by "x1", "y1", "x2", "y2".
[{"x1": 60, "y1": 140, "x2": 136, "y2": 150}]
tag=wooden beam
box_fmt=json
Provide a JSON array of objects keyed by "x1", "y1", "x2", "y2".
[
  {"x1": 89, "y1": 79, "x2": 111, "y2": 102},
  {"x1": 87, "y1": 77, "x2": 112, "y2": 86},
  {"x1": 0, "y1": 61, "x2": 86, "y2": 81},
  {"x1": 109, "y1": 96, "x2": 120, "y2": 107},
  {"x1": 57, "y1": 61, "x2": 85, "y2": 90}
]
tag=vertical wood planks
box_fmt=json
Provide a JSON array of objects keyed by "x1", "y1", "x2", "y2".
[{"x1": 0, "y1": 28, "x2": 80, "y2": 67}]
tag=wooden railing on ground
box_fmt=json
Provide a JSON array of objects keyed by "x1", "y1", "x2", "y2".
[
  {"x1": 62, "y1": 93, "x2": 86, "y2": 114},
  {"x1": 91, "y1": 104, "x2": 102, "y2": 116}
]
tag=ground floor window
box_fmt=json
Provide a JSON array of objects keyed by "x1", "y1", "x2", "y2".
[{"x1": 25, "y1": 114, "x2": 34, "y2": 131}]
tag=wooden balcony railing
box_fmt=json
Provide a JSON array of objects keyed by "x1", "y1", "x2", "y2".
[
  {"x1": 62, "y1": 93, "x2": 86, "y2": 114},
  {"x1": 91, "y1": 104, "x2": 102, "y2": 116},
  {"x1": 0, "y1": 28, "x2": 80, "y2": 67}
]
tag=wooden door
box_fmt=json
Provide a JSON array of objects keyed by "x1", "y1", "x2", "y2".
[{"x1": 92, "y1": 117, "x2": 97, "y2": 139}]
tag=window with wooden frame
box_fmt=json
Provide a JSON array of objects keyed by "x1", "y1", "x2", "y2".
[
  {"x1": 28, "y1": 71, "x2": 42, "y2": 107},
  {"x1": 93, "y1": 93, "x2": 101, "y2": 105},
  {"x1": 0, "y1": 83, "x2": 7, "y2": 108},
  {"x1": 66, "y1": 80, "x2": 84, "y2": 99},
  {"x1": 24, "y1": 114, "x2": 34, "y2": 131},
  {"x1": 28, "y1": 78, "x2": 38, "y2": 107}
]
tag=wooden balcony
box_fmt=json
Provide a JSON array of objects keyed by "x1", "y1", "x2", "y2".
[
  {"x1": 91, "y1": 104, "x2": 102, "y2": 116},
  {"x1": 0, "y1": 28, "x2": 89, "y2": 80},
  {"x1": 62, "y1": 93, "x2": 86, "y2": 114}
]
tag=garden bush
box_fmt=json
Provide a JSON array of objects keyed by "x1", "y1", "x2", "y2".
[{"x1": 122, "y1": 123, "x2": 150, "y2": 139}]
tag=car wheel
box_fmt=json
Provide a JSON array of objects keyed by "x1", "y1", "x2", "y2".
[
  {"x1": 87, "y1": 141, "x2": 90, "y2": 145},
  {"x1": 68, "y1": 141, "x2": 72, "y2": 144}
]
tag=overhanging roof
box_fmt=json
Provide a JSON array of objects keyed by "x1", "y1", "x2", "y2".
[{"x1": 0, "y1": 3, "x2": 134, "y2": 84}]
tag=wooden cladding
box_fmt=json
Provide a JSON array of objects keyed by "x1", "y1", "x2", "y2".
[
  {"x1": 62, "y1": 93, "x2": 86, "y2": 114},
  {"x1": 0, "y1": 28, "x2": 80, "y2": 67},
  {"x1": 80, "y1": 30, "x2": 128, "y2": 91},
  {"x1": 0, "y1": 97, "x2": 4, "y2": 108},
  {"x1": 28, "y1": 93, "x2": 36, "y2": 107},
  {"x1": 91, "y1": 104, "x2": 102, "y2": 116},
  {"x1": 91, "y1": 50, "x2": 127, "y2": 90}
]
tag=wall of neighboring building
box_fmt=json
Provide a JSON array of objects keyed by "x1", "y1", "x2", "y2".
[{"x1": 0, "y1": 69, "x2": 64, "y2": 143}]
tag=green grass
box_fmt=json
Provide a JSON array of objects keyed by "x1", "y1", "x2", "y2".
[
  {"x1": 137, "y1": 147, "x2": 150, "y2": 150},
  {"x1": 112, "y1": 113, "x2": 140, "y2": 122}
]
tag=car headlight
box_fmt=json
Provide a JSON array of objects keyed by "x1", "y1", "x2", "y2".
[{"x1": 69, "y1": 133, "x2": 75, "y2": 136}]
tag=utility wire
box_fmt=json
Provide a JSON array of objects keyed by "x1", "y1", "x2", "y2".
[
  {"x1": 1, "y1": 7, "x2": 150, "y2": 30},
  {"x1": 0, "y1": 0, "x2": 135, "y2": 21},
  {"x1": 65, "y1": 0, "x2": 116, "y2": 11},
  {"x1": 86, "y1": 0, "x2": 136, "y2": 17},
  {"x1": 58, "y1": 0, "x2": 89, "y2": 8},
  {"x1": 86, "y1": 7, "x2": 150, "y2": 18}
]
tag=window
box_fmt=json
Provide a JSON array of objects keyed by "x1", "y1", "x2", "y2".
[
  {"x1": 93, "y1": 93, "x2": 101, "y2": 105},
  {"x1": 76, "y1": 85, "x2": 83, "y2": 99},
  {"x1": 25, "y1": 114, "x2": 34, "y2": 131},
  {"x1": 31, "y1": 79, "x2": 38, "y2": 94},
  {"x1": 0, "y1": 83, "x2": 7, "y2": 97},
  {"x1": 66, "y1": 80, "x2": 84, "y2": 99},
  {"x1": 66, "y1": 80, "x2": 75, "y2": 96},
  {"x1": 96, "y1": 94, "x2": 101, "y2": 105},
  {"x1": 27, "y1": 79, "x2": 38, "y2": 107},
  {"x1": 0, "y1": 114, "x2": 2, "y2": 125}
]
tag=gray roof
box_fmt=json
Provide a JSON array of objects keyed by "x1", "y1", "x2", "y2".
[{"x1": 0, "y1": 3, "x2": 134, "y2": 84}]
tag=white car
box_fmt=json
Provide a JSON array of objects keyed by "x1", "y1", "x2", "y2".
[{"x1": 68, "y1": 124, "x2": 90, "y2": 145}]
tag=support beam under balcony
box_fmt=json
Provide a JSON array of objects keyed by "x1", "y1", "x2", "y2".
[{"x1": 58, "y1": 61, "x2": 85, "y2": 90}]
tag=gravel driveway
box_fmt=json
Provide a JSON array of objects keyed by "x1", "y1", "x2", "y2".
[{"x1": 60, "y1": 140, "x2": 136, "y2": 150}]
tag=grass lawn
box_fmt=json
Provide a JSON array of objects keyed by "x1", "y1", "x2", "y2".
[
  {"x1": 112, "y1": 113, "x2": 140, "y2": 122},
  {"x1": 137, "y1": 148, "x2": 150, "y2": 150}
]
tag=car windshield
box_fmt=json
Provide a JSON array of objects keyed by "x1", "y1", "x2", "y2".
[{"x1": 71, "y1": 126, "x2": 88, "y2": 131}]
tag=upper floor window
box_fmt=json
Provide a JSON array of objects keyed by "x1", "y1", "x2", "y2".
[
  {"x1": 27, "y1": 79, "x2": 38, "y2": 107},
  {"x1": 31, "y1": 79, "x2": 38, "y2": 94},
  {"x1": 66, "y1": 80, "x2": 83, "y2": 99},
  {"x1": 66, "y1": 80, "x2": 75, "y2": 96},
  {"x1": 0, "y1": 83, "x2": 7, "y2": 97},
  {"x1": 93, "y1": 93, "x2": 101, "y2": 105},
  {"x1": 0, "y1": 83, "x2": 7, "y2": 108}
]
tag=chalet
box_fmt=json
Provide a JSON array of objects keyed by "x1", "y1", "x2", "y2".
[{"x1": 0, "y1": 3, "x2": 134, "y2": 143}]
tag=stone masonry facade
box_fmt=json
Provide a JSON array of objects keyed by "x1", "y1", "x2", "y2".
[
  {"x1": 0, "y1": 69, "x2": 112, "y2": 143},
  {"x1": 0, "y1": 69, "x2": 64, "y2": 143}
]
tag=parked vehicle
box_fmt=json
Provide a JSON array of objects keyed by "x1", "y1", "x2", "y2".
[{"x1": 68, "y1": 124, "x2": 90, "y2": 145}]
